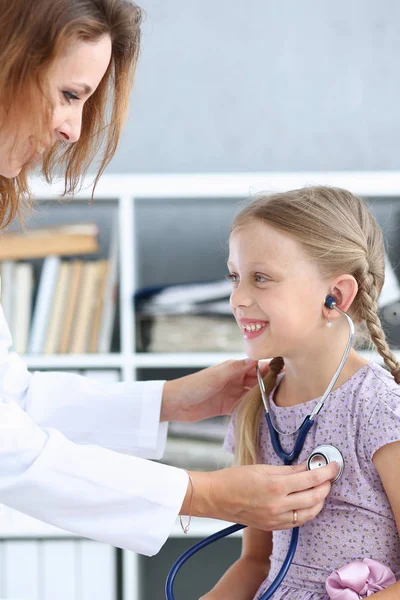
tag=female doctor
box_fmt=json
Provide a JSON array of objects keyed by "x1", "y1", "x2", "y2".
[{"x1": 0, "y1": 0, "x2": 337, "y2": 557}]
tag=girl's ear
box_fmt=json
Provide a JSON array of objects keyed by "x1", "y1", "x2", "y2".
[{"x1": 325, "y1": 275, "x2": 358, "y2": 318}]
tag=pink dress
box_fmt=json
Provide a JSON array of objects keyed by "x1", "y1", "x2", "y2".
[{"x1": 224, "y1": 363, "x2": 400, "y2": 599}]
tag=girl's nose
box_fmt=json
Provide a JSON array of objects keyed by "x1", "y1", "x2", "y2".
[{"x1": 230, "y1": 283, "x2": 254, "y2": 309}]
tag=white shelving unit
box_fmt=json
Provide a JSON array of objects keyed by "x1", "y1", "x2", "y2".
[
  {"x1": 4, "y1": 171, "x2": 400, "y2": 598},
  {"x1": 27, "y1": 170, "x2": 400, "y2": 372}
]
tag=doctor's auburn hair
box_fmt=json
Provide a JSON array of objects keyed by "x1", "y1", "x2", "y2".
[
  {"x1": 0, "y1": 0, "x2": 142, "y2": 228},
  {"x1": 231, "y1": 185, "x2": 400, "y2": 466}
]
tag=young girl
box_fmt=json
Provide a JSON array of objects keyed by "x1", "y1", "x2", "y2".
[{"x1": 201, "y1": 185, "x2": 400, "y2": 599}]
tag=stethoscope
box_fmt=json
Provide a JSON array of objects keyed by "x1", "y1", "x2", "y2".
[{"x1": 165, "y1": 295, "x2": 351, "y2": 599}]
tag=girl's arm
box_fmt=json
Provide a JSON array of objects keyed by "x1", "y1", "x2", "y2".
[
  {"x1": 200, "y1": 528, "x2": 273, "y2": 600},
  {"x1": 369, "y1": 440, "x2": 400, "y2": 598}
]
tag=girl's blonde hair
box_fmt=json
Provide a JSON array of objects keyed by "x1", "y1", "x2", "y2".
[
  {"x1": 232, "y1": 185, "x2": 400, "y2": 465},
  {"x1": 0, "y1": 0, "x2": 142, "y2": 229}
]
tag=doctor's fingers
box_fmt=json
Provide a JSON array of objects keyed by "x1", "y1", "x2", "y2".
[
  {"x1": 263, "y1": 478, "x2": 331, "y2": 529},
  {"x1": 272, "y1": 480, "x2": 331, "y2": 529},
  {"x1": 282, "y1": 461, "x2": 339, "y2": 494},
  {"x1": 277, "y1": 500, "x2": 326, "y2": 530}
]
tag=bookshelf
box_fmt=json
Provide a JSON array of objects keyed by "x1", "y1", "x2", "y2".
[
  {"x1": 3, "y1": 171, "x2": 400, "y2": 599},
  {"x1": 22, "y1": 172, "x2": 400, "y2": 372}
]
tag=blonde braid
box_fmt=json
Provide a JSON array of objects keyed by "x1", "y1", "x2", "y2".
[
  {"x1": 235, "y1": 357, "x2": 284, "y2": 465},
  {"x1": 358, "y1": 268, "x2": 400, "y2": 384}
]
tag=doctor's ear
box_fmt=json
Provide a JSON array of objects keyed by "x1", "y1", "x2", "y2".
[{"x1": 325, "y1": 275, "x2": 358, "y2": 317}]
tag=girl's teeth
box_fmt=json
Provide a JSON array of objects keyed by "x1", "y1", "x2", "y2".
[{"x1": 243, "y1": 323, "x2": 264, "y2": 332}]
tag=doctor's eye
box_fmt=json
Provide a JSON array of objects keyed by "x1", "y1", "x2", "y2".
[{"x1": 62, "y1": 91, "x2": 80, "y2": 104}]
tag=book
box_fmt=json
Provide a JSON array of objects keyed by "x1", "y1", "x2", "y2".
[
  {"x1": 59, "y1": 260, "x2": 84, "y2": 354},
  {"x1": 12, "y1": 263, "x2": 34, "y2": 354},
  {"x1": 98, "y1": 216, "x2": 119, "y2": 353},
  {"x1": 0, "y1": 261, "x2": 15, "y2": 326},
  {"x1": 142, "y1": 313, "x2": 243, "y2": 353},
  {"x1": 138, "y1": 299, "x2": 232, "y2": 316},
  {"x1": 89, "y1": 259, "x2": 109, "y2": 353},
  {"x1": 135, "y1": 279, "x2": 233, "y2": 319},
  {"x1": 0, "y1": 219, "x2": 119, "y2": 354},
  {"x1": 0, "y1": 223, "x2": 99, "y2": 260},
  {"x1": 160, "y1": 437, "x2": 232, "y2": 471},
  {"x1": 168, "y1": 417, "x2": 230, "y2": 442},
  {"x1": 29, "y1": 256, "x2": 61, "y2": 354},
  {"x1": 137, "y1": 279, "x2": 232, "y2": 311},
  {"x1": 44, "y1": 261, "x2": 71, "y2": 354},
  {"x1": 69, "y1": 261, "x2": 101, "y2": 354}
]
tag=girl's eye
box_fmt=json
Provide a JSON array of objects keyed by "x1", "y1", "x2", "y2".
[
  {"x1": 255, "y1": 273, "x2": 270, "y2": 283},
  {"x1": 226, "y1": 273, "x2": 239, "y2": 284},
  {"x1": 62, "y1": 91, "x2": 80, "y2": 104}
]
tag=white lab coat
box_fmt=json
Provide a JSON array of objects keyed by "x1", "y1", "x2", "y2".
[{"x1": 0, "y1": 306, "x2": 188, "y2": 556}]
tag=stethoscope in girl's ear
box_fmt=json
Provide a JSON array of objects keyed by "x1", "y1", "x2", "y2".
[{"x1": 165, "y1": 296, "x2": 350, "y2": 600}]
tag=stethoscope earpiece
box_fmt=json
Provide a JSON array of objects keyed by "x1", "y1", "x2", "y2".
[
  {"x1": 324, "y1": 295, "x2": 337, "y2": 310},
  {"x1": 307, "y1": 444, "x2": 344, "y2": 483}
]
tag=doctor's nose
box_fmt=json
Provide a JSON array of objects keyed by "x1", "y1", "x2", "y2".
[{"x1": 55, "y1": 116, "x2": 82, "y2": 144}]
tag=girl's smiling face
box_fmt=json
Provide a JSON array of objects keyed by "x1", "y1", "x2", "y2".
[{"x1": 228, "y1": 219, "x2": 330, "y2": 360}]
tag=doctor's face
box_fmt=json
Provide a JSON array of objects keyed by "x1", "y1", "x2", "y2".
[
  {"x1": 228, "y1": 219, "x2": 329, "y2": 360},
  {"x1": 0, "y1": 34, "x2": 112, "y2": 178}
]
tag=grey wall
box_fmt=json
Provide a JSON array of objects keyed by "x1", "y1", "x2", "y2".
[{"x1": 108, "y1": 0, "x2": 400, "y2": 173}]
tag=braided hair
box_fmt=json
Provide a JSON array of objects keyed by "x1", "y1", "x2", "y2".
[{"x1": 232, "y1": 186, "x2": 399, "y2": 466}]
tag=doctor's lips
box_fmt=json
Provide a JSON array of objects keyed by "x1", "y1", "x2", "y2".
[{"x1": 238, "y1": 318, "x2": 269, "y2": 339}]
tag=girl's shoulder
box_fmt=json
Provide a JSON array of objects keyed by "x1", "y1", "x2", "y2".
[
  {"x1": 342, "y1": 361, "x2": 400, "y2": 423},
  {"x1": 355, "y1": 362, "x2": 400, "y2": 407},
  {"x1": 354, "y1": 362, "x2": 400, "y2": 461}
]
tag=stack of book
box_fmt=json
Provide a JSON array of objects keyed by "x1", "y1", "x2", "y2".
[
  {"x1": 160, "y1": 416, "x2": 233, "y2": 470},
  {"x1": 0, "y1": 222, "x2": 118, "y2": 355},
  {"x1": 135, "y1": 279, "x2": 244, "y2": 352}
]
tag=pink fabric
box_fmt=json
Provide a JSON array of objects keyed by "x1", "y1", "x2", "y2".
[{"x1": 325, "y1": 558, "x2": 396, "y2": 599}]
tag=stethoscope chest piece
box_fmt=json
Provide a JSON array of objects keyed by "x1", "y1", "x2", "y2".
[{"x1": 307, "y1": 445, "x2": 344, "y2": 483}]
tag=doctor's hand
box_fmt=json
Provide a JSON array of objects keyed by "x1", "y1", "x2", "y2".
[
  {"x1": 160, "y1": 358, "x2": 269, "y2": 423},
  {"x1": 181, "y1": 461, "x2": 338, "y2": 531}
]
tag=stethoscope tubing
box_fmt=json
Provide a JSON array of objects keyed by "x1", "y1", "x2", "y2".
[
  {"x1": 165, "y1": 523, "x2": 245, "y2": 599},
  {"x1": 165, "y1": 298, "x2": 352, "y2": 599},
  {"x1": 267, "y1": 413, "x2": 315, "y2": 464},
  {"x1": 258, "y1": 527, "x2": 299, "y2": 599},
  {"x1": 164, "y1": 412, "x2": 307, "y2": 600},
  {"x1": 165, "y1": 523, "x2": 299, "y2": 600}
]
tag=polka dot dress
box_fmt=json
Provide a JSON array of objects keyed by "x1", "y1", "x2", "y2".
[{"x1": 224, "y1": 363, "x2": 400, "y2": 599}]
